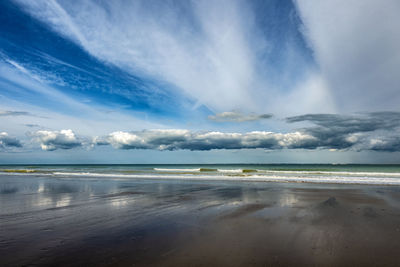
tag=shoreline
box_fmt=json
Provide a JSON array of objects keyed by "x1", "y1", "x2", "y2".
[{"x1": 2, "y1": 171, "x2": 400, "y2": 186}]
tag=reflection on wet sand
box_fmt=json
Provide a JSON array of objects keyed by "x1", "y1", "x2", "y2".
[{"x1": 1, "y1": 175, "x2": 400, "y2": 266}]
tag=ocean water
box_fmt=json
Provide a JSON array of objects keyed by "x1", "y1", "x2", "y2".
[{"x1": 1, "y1": 164, "x2": 400, "y2": 185}]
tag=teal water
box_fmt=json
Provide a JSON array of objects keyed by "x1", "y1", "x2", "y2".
[
  {"x1": 1, "y1": 163, "x2": 400, "y2": 171},
  {"x1": 1, "y1": 164, "x2": 400, "y2": 185}
]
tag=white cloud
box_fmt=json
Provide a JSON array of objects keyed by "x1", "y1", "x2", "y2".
[{"x1": 32, "y1": 129, "x2": 82, "y2": 151}]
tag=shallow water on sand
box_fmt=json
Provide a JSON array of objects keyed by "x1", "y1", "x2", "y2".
[{"x1": 1, "y1": 174, "x2": 400, "y2": 266}]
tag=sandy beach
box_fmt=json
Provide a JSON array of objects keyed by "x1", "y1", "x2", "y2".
[{"x1": 1, "y1": 174, "x2": 400, "y2": 266}]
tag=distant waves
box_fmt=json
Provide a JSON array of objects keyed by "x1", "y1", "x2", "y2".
[{"x1": 2, "y1": 166, "x2": 400, "y2": 185}]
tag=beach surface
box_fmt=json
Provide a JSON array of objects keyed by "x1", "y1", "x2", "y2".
[{"x1": 1, "y1": 174, "x2": 400, "y2": 266}]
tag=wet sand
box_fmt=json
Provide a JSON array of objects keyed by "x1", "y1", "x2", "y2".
[{"x1": 1, "y1": 175, "x2": 400, "y2": 266}]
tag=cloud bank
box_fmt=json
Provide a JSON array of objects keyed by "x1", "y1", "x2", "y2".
[
  {"x1": 13, "y1": 112, "x2": 400, "y2": 152},
  {"x1": 98, "y1": 130, "x2": 315, "y2": 151},
  {"x1": 90, "y1": 112, "x2": 400, "y2": 152},
  {"x1": 208, "y1": 111, "x2": 273, "y2": 122}
]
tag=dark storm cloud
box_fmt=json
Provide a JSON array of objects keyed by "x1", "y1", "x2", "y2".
[
  {"x1": 366, "y1": 135, "x2": 400, "y2": 152},
  {"x1": 0, "y1": 132, "x2": 22, "y2": 148},
  {"x1": 286, "y1": 112, "x2": 400, "y2": 132},
  {"x1": 286, "y1": 112, "x2": 400, "y2": 151}
]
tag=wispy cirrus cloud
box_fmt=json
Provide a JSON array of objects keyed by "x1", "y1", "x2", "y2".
[
  {"x1": 295, "y1": 0, "x2": 400, "y2": 112},
  {"x1": 0, "y1": 110, "x2": 34, "y2": 117},
  {"x1": 208, "y1": 111, "x2": 273, "y2": 122},
  {"x1": 0, "y1": 58, "x2": 165, "y2": 136},
  {"x1": 13, "y1": 0, "x2": 324, "y2": 114}
]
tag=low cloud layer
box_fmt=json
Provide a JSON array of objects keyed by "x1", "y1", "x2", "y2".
[
  {"x1": 208, "y1": 111, "x2": 273, "y2": 122},
  {"x1": 32, "y1": 130, "x2": 83, "y2": 151},
  {"x1": 0, "y1": 132, "x2": 22, "y2": 148},
  {"x1": 98, "y1": 130, "x2": 315, "y2": 151}
]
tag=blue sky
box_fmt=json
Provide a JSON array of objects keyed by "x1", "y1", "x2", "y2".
[{"x1": 1, "y1": 0, "x2": 400, "y2": 163}]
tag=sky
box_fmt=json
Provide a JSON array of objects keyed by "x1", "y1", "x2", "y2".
[{"x1": 1, "y1": 0, "x2": 400, "y2": 164}]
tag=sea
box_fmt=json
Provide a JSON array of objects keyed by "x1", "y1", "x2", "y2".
[{"x1": 1, "y1": 164, "x2": 400, "y2": 185}]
